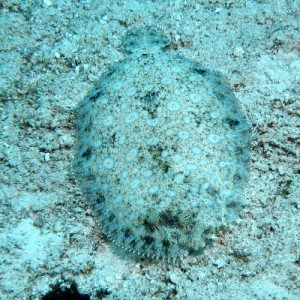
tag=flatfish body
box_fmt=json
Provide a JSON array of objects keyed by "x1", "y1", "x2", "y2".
[{"x1": 73, "y1": 28, "x2": 251, "y2": 260}]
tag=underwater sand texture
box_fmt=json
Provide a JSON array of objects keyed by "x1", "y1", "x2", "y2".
[{"x1": 0, "y1": 1, "x2": 299, "y2": 299}]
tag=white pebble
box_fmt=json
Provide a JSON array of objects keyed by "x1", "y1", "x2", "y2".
[{"x1": 44, "y1": 153, "x2": 50, "y2": 162}]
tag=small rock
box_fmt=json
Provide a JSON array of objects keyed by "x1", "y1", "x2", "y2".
[
  {"x1": 43, "y1": 0, "x2": 52, "y2": 6},
  {"x1": 33, "y1": 216, "x2": 43, "y2": 228},
  {"x1": 44, "y1": 153, "x2": 50, "y2": 162},
  {"x1": 214, "y1": 258, "x2": 226, "y2": 268},
  {"x1": 169, "y1": 273, "x2": 180, "y2": 284},
  {"x1": 233, "y1": 46, "x2": 245, "y2": 57}
]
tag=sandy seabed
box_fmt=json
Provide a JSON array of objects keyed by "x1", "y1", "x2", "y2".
[{"x1": 0, "y1": 1, "x2": 299, "y2": 299}]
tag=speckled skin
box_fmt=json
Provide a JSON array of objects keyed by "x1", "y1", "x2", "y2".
[{"x1": 73, "y1": 28, "x2": 251, "y2": 260}]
